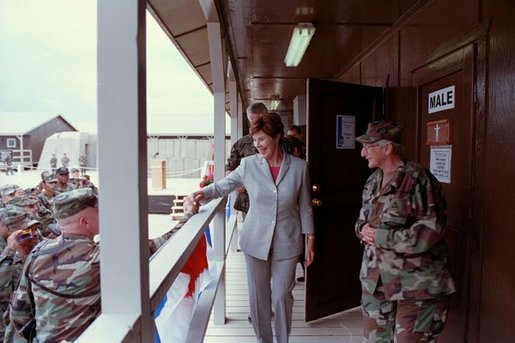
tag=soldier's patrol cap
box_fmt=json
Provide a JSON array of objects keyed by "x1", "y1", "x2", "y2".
[
  {"x1": 0, "y1": 184, "x2": 19, "y2": 197},
  {"x1": 53, "y1": 188, "x2": 97, "y2": 219},
  {"x1": 70, "y1": 167, "x2": 80, "y2": 173},
  {"x1": 356, "y1": 120, "x2": 402, "y2": 144},
  {"x1": 3, "y1": 207, "x2": 40, "y2": 232},
  {"x1": 8, "y1": 196, "x2": 38, "y2": 207},
  {"x1": 41, "y1": 171, "x2": 58, "y2": 183},
  {"x1": 55, "y1": 167, "x2": 69, "y2": 175}
]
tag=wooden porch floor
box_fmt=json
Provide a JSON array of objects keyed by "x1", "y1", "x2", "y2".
[{"x1": 204, "y1": 249, "x2": 364, "y2": 343}]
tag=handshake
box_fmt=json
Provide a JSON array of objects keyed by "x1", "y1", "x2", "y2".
[{"x1": 183, "y1": 189, "x2": 210, "y2": 214}]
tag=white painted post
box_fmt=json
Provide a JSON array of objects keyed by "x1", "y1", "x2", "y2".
[
  {"x1": 97, "y1": 1, "x2": 151, "y2": 342},
  {"x1": 206, "y1": 19, "x2": 227, "y2": 325},
  {"x1": 229, "y1": 80, "x2": 239, "y2": 252}
]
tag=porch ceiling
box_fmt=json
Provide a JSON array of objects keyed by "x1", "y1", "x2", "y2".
[{"x1": 148, "y1": 0, "x2": 419, "y2": 117}]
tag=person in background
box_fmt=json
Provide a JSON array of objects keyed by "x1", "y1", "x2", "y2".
[
  {"x1": 10, "y1": 188, "x2": 199, "y2": 343},
  {"x1": 227, "y1": 102, "x2": 269, "y2": 215},
  {"x1": 285, "y1": 125, "x2": 306, "y2": 160},
  {"x1": 49, "y1": 154, "x2": 57, "y2": 174},
  {"x1": 79, "y1": 153, "x2": 87, "y2": 176},
  {"x1": 285, "y1": 124, "x2": 307, "y2": 281},
  {"x1": 69, "y1": 168, "x2": 81, "y2": 189},
  {"x1": 37, "y1": 172, "x2": 57, "y2": 211},
  {"x1": 0, "y1": 186, "x2": 23, "y2": 209},
  {"x1": 286, "y1": 125, "x2": 302, "y2": 140},
  {"x1": 355, "y1": 120, "x2": 456, "y2": 342},
  {"x1": 3, "y1": 153, "x2": 14, "y2": 176},
  {"x1": 61, "y1": 153, "x2": 70, "y2": 168},
  {"x1": 54, "y1": 167, "x2": 73, "y2": 194},
  {"x1": 189, "y1": 112, "x2": 314, "y2": 343}
]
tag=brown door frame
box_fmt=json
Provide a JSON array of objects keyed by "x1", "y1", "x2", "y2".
[{"x1": 409, "y1": 22, "x2": 489, "y2": 343}]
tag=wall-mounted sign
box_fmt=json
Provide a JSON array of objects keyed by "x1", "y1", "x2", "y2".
[
  {"x1": 336, "y1": 115, "x2": 355, "y2": 149},
  {"x1": 428, "y1": 85, "x2": 455, "y2": 114},
  {"x1": 430, "y1": 145, "x2": 452, "y2": 184},
  {"x1": 426, "y1": 119, "x2": 451, "y2": 145}
]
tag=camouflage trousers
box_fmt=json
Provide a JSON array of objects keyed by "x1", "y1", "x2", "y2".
[{"x1": 362, "y1": 289, "x2": 449, "y2": 343}]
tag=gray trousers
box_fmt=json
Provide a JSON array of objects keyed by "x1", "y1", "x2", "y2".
[{"x1": 244, "y1": 253, "x2": 298, "y2": 343}]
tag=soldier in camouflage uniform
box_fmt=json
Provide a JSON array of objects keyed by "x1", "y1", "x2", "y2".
[
  {"x1": 0, "y1": 186, "x2": 20, "y2": 209},
  {"x1": 37, "y1": 172, "x2": 57, "y2": 212},
  {"x1": 49, "y1": 154, "x2": 57, "y2": 174},
  {"x1": 54, "y1": 167, "x2": 74, "y2": 194},
  {"x1": 0, "y1": 208, "x2": 40, "y2": 342},
  {"x1": 355, "y1": 121, "x2": 456, "y2": 342},
  {"x1": 60, "y1": 153, "x2": 70, "y2": 168},
  {"x1": 10, "y1": 188, "x2": 199, "y2": 342},
  {"x1": 78, "y1": 153, "x2": 87, "y2": 176}
]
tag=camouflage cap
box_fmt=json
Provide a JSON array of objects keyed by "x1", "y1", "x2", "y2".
[
  {"x1": 3, "y1": 208, "x2": 39, "y2": 232},
  {"x1": 356, "y1": 120, "x2": 402, "y2": 144},
  {"x1": 55, "y1": 167, "x2": 69, "y2": 175},
  {"x1": 0, "y1": 184, "x2": 18, "y2": 197},
  {"x1": 41, "y1": 171, "x2": 58, "y2": 183},
  {"x1": 53, "y1": 188, "x2": 97, "y2": 219},
  {"x1": 8, "y1": 196, "x2": 38, "y2": 207}
]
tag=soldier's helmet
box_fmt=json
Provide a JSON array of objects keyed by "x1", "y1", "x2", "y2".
[{"x1": 356, "y1": 120, "x2": 403, "y2": 144}]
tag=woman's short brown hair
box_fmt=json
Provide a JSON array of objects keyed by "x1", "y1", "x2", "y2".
[{"x1": 250, "y1": 112, "x2": 284, "y2": 143}]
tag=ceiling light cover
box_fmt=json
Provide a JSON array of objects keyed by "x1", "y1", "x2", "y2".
[{"x1": 284, "y1": 22, "x2": 316, "y2": 67}]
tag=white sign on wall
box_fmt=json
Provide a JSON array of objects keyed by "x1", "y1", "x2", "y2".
[
  {"x1": 336, "y1": 115, "x2": 355, "y2": 149},
  {"x1": 430, "y1": 145, "x2": 452, "y2": 183},
  {"x1": 428, "y1": 85, "x2": 455, "y2": 114}
]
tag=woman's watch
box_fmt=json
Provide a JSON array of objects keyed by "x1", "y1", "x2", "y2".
[{"x1": 307, "y1": 233, "x2": 316, "y2": 240}]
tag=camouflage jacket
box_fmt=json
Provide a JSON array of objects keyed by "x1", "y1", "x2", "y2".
[
  {"x1": 227, "y1": 134, "x2": 305, "y2": 213},
  {"x1": 10, "y1": 213, "x2": 193, "y2": 342},
  {"x1": 55, "y1": 183, "x2": 75, "y2": 195},
  {"x1": 0, "y1": 238, "x2": 28, "y2": 342},
  {"x1": 227, "y1": 135, "x2": 257, "y2": 213},
  {"x1": 355, "y1": 160, "x2": 456, "y2": 301}
]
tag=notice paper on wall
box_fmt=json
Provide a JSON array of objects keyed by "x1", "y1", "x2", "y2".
[
  {"x1": 430, "y1": 145, "x2": 452, "y2": 183},
  {"x1": 336, "y1": 115, "x2": 355, "y2": 149}
]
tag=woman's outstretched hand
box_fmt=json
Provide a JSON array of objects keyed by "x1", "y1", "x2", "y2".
[{"x1": 188, "y1": 191, "x2": 206, "y2": 207}]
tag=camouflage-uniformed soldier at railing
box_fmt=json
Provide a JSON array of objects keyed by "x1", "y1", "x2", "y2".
[
  {"x1": 10, "y1": 188, "x2": 199, "y2": 342},
  {"x1": 355, "y1": 121, "x2": 456, "y2": 342}
]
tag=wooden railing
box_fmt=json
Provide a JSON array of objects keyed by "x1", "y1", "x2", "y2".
[{"x1": 77, "y1": 197, "x2": 239, "y2": 342}]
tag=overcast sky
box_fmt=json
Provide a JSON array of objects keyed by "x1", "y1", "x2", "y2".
[{"x1": 0, "y1": 1, "x2": 227, "y2": 134}]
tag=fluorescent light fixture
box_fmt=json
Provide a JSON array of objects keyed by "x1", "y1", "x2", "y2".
[
  {"x1": 284, "y1": 22, "x2": 316, "y2": 67},
  {"x1": 270, "y1": 94, "x2": 281, "y2": 110}
]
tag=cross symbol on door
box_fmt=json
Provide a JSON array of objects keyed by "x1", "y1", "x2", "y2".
[{"x1": 434, "y1": 124, "x2": 441, "y2": 142}]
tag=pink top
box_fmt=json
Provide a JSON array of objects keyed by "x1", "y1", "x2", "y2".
[{"x1": 270, "y1": 166, "x2": 281, "y2": 182}]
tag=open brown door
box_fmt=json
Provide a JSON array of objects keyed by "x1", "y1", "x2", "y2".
[{"x1": 305, "y1": 78, "x2": 383, "y2": 321}]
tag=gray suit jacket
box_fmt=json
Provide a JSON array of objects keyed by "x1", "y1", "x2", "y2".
[{"x1": 202, "y1": 153, "x2": 314, "y2": 260}]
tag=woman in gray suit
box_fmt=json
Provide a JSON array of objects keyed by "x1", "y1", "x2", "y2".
[{"x1": 190, "y1": 112, "x2": 315, "y2": 343}]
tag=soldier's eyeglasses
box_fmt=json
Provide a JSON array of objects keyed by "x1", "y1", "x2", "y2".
[{"x1": 361, "y1": 140, "x2": 391, "y2": 150}]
